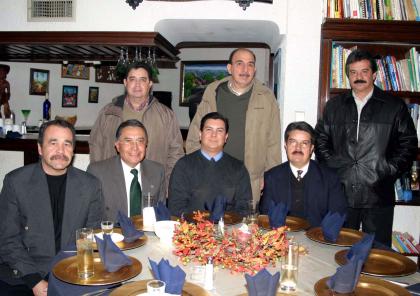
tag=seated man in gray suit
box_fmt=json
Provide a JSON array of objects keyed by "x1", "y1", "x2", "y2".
[
  {"x1": 0, "y1": 119, "x2": 104, "y2": 296},
  {"x1": 87, "y1": 119, "x2": 165, "y2": 220}
]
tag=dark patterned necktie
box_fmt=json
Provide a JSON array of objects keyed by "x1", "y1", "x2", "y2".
[
  {"x1": 130, "y1": 168, "x2": 142, "y2": 217},
  {"x1": 297, "y1": 170, "x2": 303, "y2": 182}
]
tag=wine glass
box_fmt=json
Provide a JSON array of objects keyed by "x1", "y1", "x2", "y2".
[{"x1": 21, "y1": 109, "x2": 31, "y2": 123}]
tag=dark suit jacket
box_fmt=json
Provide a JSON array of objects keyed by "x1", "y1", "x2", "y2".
[
  {"x1": 87, "y1": 156, "x2": 165, "y2": 221},
  {"x1": 259, "y1": 160, "x2": 347, "y2": 227},
  {"x1": 0, "y1": 163, "x2": 103, "y2": 284}
]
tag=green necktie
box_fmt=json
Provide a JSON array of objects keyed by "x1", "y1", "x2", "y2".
[{"x1": 130, "y1": 168, "x2": 142, "y2": 217}]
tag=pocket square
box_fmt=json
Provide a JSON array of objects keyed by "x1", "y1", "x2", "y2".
[
  {"x1": 149, "y1": 258, "x2": 186, "y2": 295},
  {"x1": 94, "y1": 234, "x2": 132, "y2": 272},
  {"x1": 268, "y1": 200, "x2": 288, "y2": 229},
  {"x1": 117, "y1": 211, "x2": 144, "y2": 243},
  {"x1": 245, "y1": 268, "x2": 280, "y2": 296},
  {"x1": 321, "y1": 211, "x2": 346, "y2": 243}
]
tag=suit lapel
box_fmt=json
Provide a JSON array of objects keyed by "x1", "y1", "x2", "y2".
[
  {"x1": 303, "y1": 161, "x2": 321, "y2": 216},
  {"x1": 141, "y1": 161, "x2": 151, "y2": 197},
  {"x1": 114, "y1": 157, "x2": 128, "y2": 215}
]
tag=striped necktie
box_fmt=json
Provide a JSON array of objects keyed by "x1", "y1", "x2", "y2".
[{"x1": 297, "y1": 170, "x2": 303, "y2": 182}]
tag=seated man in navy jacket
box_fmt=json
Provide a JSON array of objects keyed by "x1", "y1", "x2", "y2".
[{"x1": 259, "y1": 121, "x2": 347, "y2": 227}]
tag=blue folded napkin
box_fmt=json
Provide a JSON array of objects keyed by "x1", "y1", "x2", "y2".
[
  {"x1": 327, "y1": 255, "x2": 364, "y2": 293},
  {"x1": 154, "y1": 201, "x2": 171, "y2": 221},
  {"x1": 205, "y1": 195, "x2": 227, "y2": 222},
  {"x1": 245, "y1": 268, "x2": 280, "y2": 296},
  {"x1": 149, "y1": 258, "x2": 186, "y2": 295},
  {"x1": 94, "y1": 234, "x2": 132, "y2": 272},
  {"x1": 407, "y1": 283, "x2": 420, "y2": 295},
  {"x1": 6, "y1": 131, "x2": 22, "y2": 139},
  {"x1": 117, "y1": 211, "x2": 144, "y2": 243},
  {"x1": 321, "y1": 211, "x2": 346, "y2": 243},
  {"x1": 346, "y1": 233, "x2": 374, "y2": 263},
  {"x1": 268, "y1": 200, "x2": 288, "y2": 229}
]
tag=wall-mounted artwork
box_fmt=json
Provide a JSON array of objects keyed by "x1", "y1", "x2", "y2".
[
  {"x1": 29, "y1": 68, "x2": 49, "y2": 95},
  {"x1": 61, "y1": 64, "x2": 90, "y2": 80},
  {"x1": 62, "y1": 85, "x2": 78, "y2": 107},
  {"x1": 95, "y1": 66, "x2": 123, "y2": 84},
  {"x1": 179, "y1": 61, "x2": 229, "y2": 106},
  {"x1": 88, "y1": 87, "x2": 99, "y2": 103}
]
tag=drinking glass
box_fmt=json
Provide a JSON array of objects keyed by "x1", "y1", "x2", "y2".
[
  {"x1": 101, "y1": 220, "x2": 114, "y2": 235},
  {"x1": 146, "y1": 280, "x2": 166, "y2": 295},
  {"x1": 246, "y1": 200, "x2": 258, "y2": 225},
  {"x1": 21, "y1": 109, "x2": 31, "y2": 122},
  {"x1": 142, "y1": 192, "x2": 157, "y2": 230},
  {"x1": 280, "y1": 241, "x2": 299, "y2": 291},
  {"x1": 76, "y1": 228, "x2": 94, "y2": 279}
]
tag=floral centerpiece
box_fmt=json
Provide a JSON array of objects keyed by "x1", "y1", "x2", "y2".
[{"x1": 172, "y1": 211, "x2": 289, "y2": 274}]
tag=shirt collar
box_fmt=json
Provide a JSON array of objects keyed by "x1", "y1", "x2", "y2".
[
  {"x1": 289, "y1": 161, "x2": 310, "y2": 179},
  {"x1": 200, "y1": 150, "x2": 224, "y2": 162},
  {"x1": 352, "y1": 87, "x2": 374, "y2": 104},
  {"x1": 120, "y1": 158, "x2": 141, "y2": 174},
  {"x1": 227, "y1": 77, "x2": 254, "y2": 96}
]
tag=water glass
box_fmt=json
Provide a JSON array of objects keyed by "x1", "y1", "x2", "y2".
[
  {"x1": 246, "y1": 200, "x2": 258, "y2": 224},
  {"x1": 146, "y1": 280, "x2": 166, "y2": 295},
  {"x1": 101, "y1": 220, "x2": 114, "y2": 235},
  {"x1": 142, "y1": 192, "x2": 157, "y2": 230},
  {"x1": 76, "y1": 228, "x2": 94, "y2": 279},
  {"x1": 280, "y1": 241, "x2": 299, "y2": 291}
]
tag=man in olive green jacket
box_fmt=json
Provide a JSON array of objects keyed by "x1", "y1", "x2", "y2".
[{"x1": 186, "y1": 48, "x2": 281, "y2": 204}]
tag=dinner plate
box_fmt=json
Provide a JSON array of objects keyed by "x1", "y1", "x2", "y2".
[
  {"x1": 109, "y1": 280, "x2": 212, "y2": 296},
  {"x1": 314, "y1": 274, "x2": 411, "y2": 296},
  {"x1": 53, "y1": 254, "x2": 141, "y2": 286},
  {"x1": 93, "y1": 228, "x2": 147, "y2": 251},
  {"x1": 305, "y1": 227, "x2": 364, "y2": 247},
  {"x1": 184, "y1": 211, "x2": 242, "y2": 225},
  {"x1": 335, "y1": 248, "x2": 417, "y2": 277},
  {"x1": 257, "y1": 215, "x2": 310, "y2": 232},
  {"x1": 131, "y1": 215, "x2": 179, "y2": 231}
]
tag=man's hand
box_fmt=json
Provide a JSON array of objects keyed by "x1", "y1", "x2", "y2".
[{"x1": 32, "y1": 280, "x2": 48, "y2": 296}]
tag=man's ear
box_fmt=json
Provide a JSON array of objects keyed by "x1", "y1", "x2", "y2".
[{"x1": 227, "y1": 63, "x2": 232, "y2": 75}]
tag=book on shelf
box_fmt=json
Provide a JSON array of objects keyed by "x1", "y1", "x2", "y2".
[{"x1": 392, "y1": 231, "x2": 420, "y2": 254}]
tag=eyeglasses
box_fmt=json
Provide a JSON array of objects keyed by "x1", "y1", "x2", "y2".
[
  {"x1": 120, "y1": 138, "x2": 146, "y2": 146},
  {"x1": 287, "y1": 139, "x2": 311, "y2": 149}
]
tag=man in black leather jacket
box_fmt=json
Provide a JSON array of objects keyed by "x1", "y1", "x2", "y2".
[{"x1": 315, "y1": 49, "x2": 418, "y2": 247}]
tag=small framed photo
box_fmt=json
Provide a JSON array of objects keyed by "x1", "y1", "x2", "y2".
[
  {"x1": 62, "y1": 85, "x2": 78, "y2": 107},
  {"x1": 88, "y1": 87, "x2": 99, "y2": 103},
  {"x1": 95, "y1": 65, "x2": 123, "y2": 84},
  {"x1": 29, "y1": 68, "x2": 49, "y2": 95},
  {"x1": 61, "y1": 64, "x2": 90, "y2": 80}
]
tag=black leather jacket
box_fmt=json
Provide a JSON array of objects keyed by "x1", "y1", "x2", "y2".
[{"x1": 315, "y1": 86, "x2": 418, "y2": 208}]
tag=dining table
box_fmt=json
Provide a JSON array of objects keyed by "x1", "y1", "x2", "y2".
[{"x1": 50, "y1": 226, "x2": 420, "y2": 295}]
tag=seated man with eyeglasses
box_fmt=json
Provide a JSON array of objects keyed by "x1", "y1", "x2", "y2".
[
  {"x1": 259, "y1": 121, "x2": 347, "y2": 227},
  {"x1": 87, "y1": 119, "x2": 165, "y2": 220}
]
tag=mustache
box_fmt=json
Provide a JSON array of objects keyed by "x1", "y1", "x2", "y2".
[
  {"x1": 50, "y1": 155, "x2": 70, "y2": 161},
  {"x1": 292, "y1": 151, "x2": 304, "y2": 155},
  {"x1": 239, "y1": 73, "x2": 250, "y2": 77},
  {"x1": 354, "y1": 80, "x2": 366, "y2": 84}
]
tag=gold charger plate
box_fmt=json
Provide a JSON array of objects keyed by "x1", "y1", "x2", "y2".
[
  {"x1": 305, "y1": 227, "x2": 364, "y2": 247},
  {"x1": 257, "y1": 215, "x2": 310, "y2": 232},
  {"x1": 314, "y1": 274, "x2": 411, "y2": 296},
  {"x1": 53, "y1": 254, "x2": 142, "y2": 286},
  {"x1": 131, "y1": 215, "x2": 178, "y2": 231},
  {"x1": 184, "y1": 211, "x2": 242, "y2": 225},
  {"x1": 109, "y1": 279, "x2": 212, "y2": 296},
  {"x1": 93, "y1": 228, "x2": 147, "y2": 251},
  {"x1": 335, "y1": 248, "x2": 417, "y2": 277}
]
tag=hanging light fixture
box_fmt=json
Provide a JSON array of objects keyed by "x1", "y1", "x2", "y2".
[
  {"x1": 126, "y1": 0, "x2": 143, "y2": 10},
  {"x1": 235, "y1": 0, "x2": 253, "y2": 10}
]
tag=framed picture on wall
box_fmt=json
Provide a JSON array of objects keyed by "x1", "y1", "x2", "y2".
[
  {"x1": 62, "y1": 85, "x2": 78, "y2": 107},
  {"x1": 29, "y1": 68, "x2": 49, "y2": 95},
  {"x1": 61, "y1": 64, "x2": 90, "y2": 80},
  {"x1": 179, "y1": 61, "x2": 229, "y2": 106},
  {"x1": 95, "y1": 65, "x2": 123, "y2": 84},
  {"x1": 88, "y1": 86, "x2": 99, "y2": 103}
]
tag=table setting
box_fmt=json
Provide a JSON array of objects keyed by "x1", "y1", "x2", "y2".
[{"x1": 47, "y1": 200, "x2": 420, "y2": 296}]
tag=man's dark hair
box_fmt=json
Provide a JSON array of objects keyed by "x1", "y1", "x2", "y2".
[
  {"x1": 124, "y1": 62, "x2": 152, "y2": 80},
  {"x1": 228, "y1": 48, "x2": 256, "y2": 64},
  {"x1": 200, "y1": 112, "x2": 229, "y2": 133},
  {"x1": 345, "y1": 49, "x2": 378, "y2": 77},
  {"x1": 284, "y1": 121, "x2": 315, "y2": 144},
  {"x1": 115, "y1": 119, "x2": 148, "y2": 142},
  {"x1": 38, "y1": 119, "x2": 76, "y2": 148}
]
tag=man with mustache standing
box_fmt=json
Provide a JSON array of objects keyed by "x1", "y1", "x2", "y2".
[
  {"x1": 315, "y1": 49, "x2": 417, "y2": 246},
  {"x1": 186, "y1": 48, "x2": 281, "y2": 207},
  {"x1": 259, "y1": 122, "x2": 347, "y2": 227},
  {"x1": 0, "y1": 120, "x2": 103, "y2": 296}
]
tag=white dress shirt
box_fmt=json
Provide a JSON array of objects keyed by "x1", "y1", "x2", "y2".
[
  {"x1": 353, "y1": 88, "x2": 373, "y2": 142},
  {"x1": 289, "y1": 162, "x2": 310, "y2": 180},
  {"x1": 121, "y1": 160, "x2": 142, "y2": 215}
]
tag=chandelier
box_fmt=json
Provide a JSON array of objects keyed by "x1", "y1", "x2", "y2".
[
  {"x1": 236, "y1": 0, "x2": 254, "y2": 10},
  {"x1": 126, "y1": 0, "x2": 143, "y2": 10}
]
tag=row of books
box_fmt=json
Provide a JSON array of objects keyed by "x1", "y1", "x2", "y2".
[
  {"x1": 330, "y1": 45, "x2": 420, "y2": 92},
  {"x1": 391, "y1": 231, "x2": 420, "y2": 254},
  {"x1": 324, "y1": 0, "x2": 420, "y2": 20}
]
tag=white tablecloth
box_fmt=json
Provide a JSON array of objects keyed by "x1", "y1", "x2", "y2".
[{"x1": 124, "y1": 230, "x2": 420, "y2": 295}]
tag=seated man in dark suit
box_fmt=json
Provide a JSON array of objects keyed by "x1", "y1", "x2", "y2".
[
  {"x1": 259, "y1": 121, "x2": 347, "y2": 227},
  {"x1": 87, "y1": 119, "x2": 165, "y2": 220},
  {"x1": 168, "y1": 112, "x2": 252, "y2": 217},
  {"x1": 0, "y1": 119, "x2": 104, "y2": 296}
]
